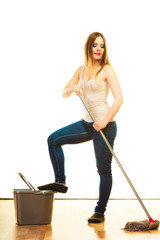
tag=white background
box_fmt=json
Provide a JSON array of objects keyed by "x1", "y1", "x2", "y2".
[{"x1": 0, "y1": 0, "x2": 160, "y2": 199}]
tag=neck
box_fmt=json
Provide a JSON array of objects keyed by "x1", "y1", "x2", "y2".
[{"x1": 92, "y1": 60, "x2": 101, "y2": 68}]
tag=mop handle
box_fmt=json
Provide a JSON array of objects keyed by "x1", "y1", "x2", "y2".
[{"x1": 78, "y1": 93, "x2": 151, "y2": 220}]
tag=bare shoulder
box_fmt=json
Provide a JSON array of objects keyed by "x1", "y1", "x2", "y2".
[
  {"x1": 75, "y1": 65, "x2": 85, "y2": 77},
  {"x1": 103, "y1": 65, "x2": 117, "y2": 82},
  {"x1": 103, "y1": 64, "x2": 115, "y2": 75}
]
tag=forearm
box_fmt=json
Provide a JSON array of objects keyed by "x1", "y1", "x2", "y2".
[
  {"x1": 62, "y1": 85, "x2": 81, "y2": 98},
  {"x1": 62, "y1": 87, "x2": 73, "y2": 98},
  {"x1": 104, "y1": 97, "x2": 123, "y2": 125},
  {"x1": 62, "y1": 66, "x2": 83, "y2": 98}
]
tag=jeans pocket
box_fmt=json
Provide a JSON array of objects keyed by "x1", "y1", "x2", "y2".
[{"x1": 103, "y1": 121, "x2": 117, "y2": 140}]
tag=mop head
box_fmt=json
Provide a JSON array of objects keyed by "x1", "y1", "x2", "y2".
[{"x1": 124, "y1": 219, "x2": 159, "y2": 232}]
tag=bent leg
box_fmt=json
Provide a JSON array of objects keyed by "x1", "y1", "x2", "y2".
[{"x1": 47, "y1": 120, "x2": 92, "y2": 183}]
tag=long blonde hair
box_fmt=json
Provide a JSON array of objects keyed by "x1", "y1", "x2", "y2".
[{"x1": 84, "y1": 32, "x2": 110, "y2": 78}]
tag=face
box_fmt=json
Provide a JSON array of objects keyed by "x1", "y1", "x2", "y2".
[{"x1": 92, "y1": 36, "x2": 105, "y2": 61}]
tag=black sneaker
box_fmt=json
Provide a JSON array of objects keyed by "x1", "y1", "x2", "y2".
[
  {"x1": 37, "y1": 182, "x2": 68, "y2": 193},
  {"x1": 88, "y1": 213, "x2": 105, "y2": 223}
]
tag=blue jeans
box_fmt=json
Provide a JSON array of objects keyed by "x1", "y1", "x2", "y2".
[{"x1": 47, "y1": 120, "x2": 117, "y2": 214}]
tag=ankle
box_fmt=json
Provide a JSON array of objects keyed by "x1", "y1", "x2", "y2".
[{"x1": 56, "y1": 182, "x2": 66, "y2": 185}]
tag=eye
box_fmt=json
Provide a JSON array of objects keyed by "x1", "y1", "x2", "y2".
[
  {"x1": 93, "y1": 43, "x2": 97, "y2": 47},
  {"x1": 101, "y1": 44, "x2": 105, "y2": 49}
]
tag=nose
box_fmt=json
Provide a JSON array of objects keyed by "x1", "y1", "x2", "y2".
[{"x1": 96, "y1": 44, "x2": 101, "y2": 51}]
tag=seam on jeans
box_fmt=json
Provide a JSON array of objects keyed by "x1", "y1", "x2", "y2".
[
  {"x1": 54, "y1": 132, "x2": 90, "y2": 144},
  {"x1": 53, "y1": 131, "x2": 91, "y2": 176}
]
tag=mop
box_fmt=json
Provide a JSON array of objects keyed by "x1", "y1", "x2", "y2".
[{"x1": 78, "y1": 93, "x2": 159, "y2": 232}]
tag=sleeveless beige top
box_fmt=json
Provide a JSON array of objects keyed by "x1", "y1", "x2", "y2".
[{"x1": 79, "y1": 65, "x2": 111, "y2": 122}]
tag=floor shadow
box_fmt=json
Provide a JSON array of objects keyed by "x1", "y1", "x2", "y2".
[{"x1": 88, "y1": 222, "x2": 107, "y2": 239}]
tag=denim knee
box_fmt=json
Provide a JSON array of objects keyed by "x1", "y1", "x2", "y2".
[
  {"x1": 47, "y1": 133, "x2": 55, "y2": 146},
  {"x1": 97, "y1": 168, "x2": 112, "y2": 176},
  {"x1": 47, "y1": 131, "x2": 64, "y2": 147}
]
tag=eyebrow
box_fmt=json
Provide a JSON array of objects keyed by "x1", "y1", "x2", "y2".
[{"x1": 93, "y1": 42, "x2": 104, "y2": 45}]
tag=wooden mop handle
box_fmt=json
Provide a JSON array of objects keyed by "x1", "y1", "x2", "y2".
[{"x1": 78, "y1": 93, "x2": 152, "y2": 220}]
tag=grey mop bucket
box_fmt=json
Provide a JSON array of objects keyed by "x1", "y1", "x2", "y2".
[{"x1": 13, "y1": 173, "x2": 54, "y2": 225}]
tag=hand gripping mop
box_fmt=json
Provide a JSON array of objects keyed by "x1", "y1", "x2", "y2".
[{"x1": 78, "y1": 93, "x2": 159, "y2": 232}]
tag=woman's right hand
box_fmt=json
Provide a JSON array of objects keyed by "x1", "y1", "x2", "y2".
[
  {"x1": 71, "y1": 85, "x2": 81, "y2": 95},
  {"x1": 62, "y1": 85, "x2": 82, "y2": 98}
]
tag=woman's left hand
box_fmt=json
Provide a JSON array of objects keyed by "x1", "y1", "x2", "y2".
[{"x1": 93, "y1": 120, "x2": 107, "y2": 132}]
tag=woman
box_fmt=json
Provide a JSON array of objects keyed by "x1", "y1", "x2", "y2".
[{"x1": 38, "y1": 32, "x2": 123, "y2": 223}]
